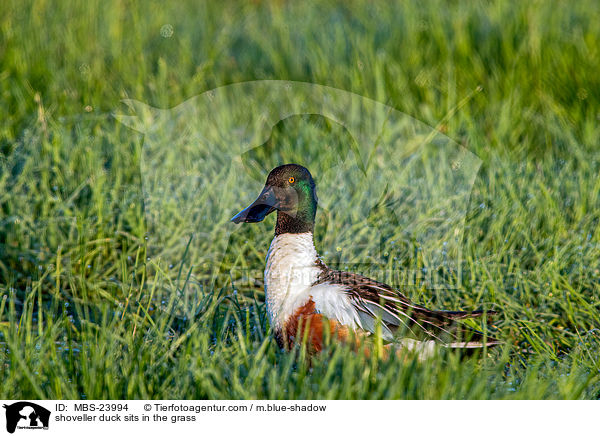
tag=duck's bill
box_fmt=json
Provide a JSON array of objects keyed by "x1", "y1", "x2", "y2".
[{"x1": 231, "y1": 186, "x2": 278, "y2": 223}]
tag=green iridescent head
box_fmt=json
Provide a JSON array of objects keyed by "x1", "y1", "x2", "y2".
[{"x1": 231, "y1": 164, "x2": 318, "y2": 234}]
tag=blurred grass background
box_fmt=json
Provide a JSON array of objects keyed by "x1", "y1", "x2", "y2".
[{"x1": 1, "y1": 0, "x2": 599, "y2": 399}]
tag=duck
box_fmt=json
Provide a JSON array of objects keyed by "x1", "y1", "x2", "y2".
[{"x1": 231, "y1": 163, "x2": 499, "y2": 355}]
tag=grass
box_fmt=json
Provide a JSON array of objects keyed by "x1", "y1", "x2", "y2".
[{"x1": 1, "y1": 0, "x2": 600, "y2": 399}]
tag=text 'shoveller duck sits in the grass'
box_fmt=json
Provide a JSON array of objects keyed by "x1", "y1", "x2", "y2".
[{"x1": 232, "y1": 164, "x2": 499, "y2": 356}]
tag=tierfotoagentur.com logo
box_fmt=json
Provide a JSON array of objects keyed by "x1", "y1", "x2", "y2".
[
  {"x1": 114, "y1": 80, "x2": 481, "y2": 317},
  {"x1": 2, "y1": 402, "x2": 50, "y2": 433}
]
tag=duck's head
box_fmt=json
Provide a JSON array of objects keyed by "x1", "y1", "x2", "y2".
[{"x1": 231, "y1": 164, "x2": 318, "y2": 234}]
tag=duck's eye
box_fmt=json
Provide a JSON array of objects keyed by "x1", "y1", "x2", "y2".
[{"x1": 288, "y1": 177, "x2": 295, "y2": 184}]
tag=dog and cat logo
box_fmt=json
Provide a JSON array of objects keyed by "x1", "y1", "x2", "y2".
[{"x1": 2, "y1": 402, "x2": 50, "y2": 433}]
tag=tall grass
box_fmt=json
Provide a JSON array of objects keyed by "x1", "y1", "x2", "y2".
[{"x1": 1, "y1": 0, "x2": 599, "y2": 399}]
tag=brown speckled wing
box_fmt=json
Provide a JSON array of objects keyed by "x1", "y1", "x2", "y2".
[{"x1": 313, "y1": 266, "x2": 499, "y2": 347}]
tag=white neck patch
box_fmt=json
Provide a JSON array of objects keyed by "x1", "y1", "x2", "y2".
[{"x1": 264, "y1": 232, "x2": 321, "y2": 328}]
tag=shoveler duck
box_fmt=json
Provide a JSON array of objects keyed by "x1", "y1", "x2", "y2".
[{"x1": 232, "y1": 164, "x2": 499, "y2": 355}]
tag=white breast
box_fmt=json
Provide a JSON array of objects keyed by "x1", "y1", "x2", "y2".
[
  {"x1": 264, "y1": 233, "x2": 322, "y2": 328},
  {"x1": 264, "y1": 232, "x2": 362, "y2": 331}
]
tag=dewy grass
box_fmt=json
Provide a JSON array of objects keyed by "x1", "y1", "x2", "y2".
[{"x1": 1, "y1": 0, "x2": 600, "y2": 399}]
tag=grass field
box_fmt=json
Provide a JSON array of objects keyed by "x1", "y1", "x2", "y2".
[{"x1": 1, "y1": 0, "x2": 600, "y2": 399}]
